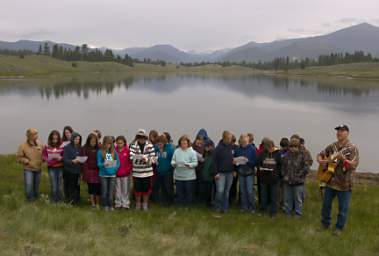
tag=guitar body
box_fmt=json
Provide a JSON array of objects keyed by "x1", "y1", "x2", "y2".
[{"x1": 317, "y1": 156, "x2": 336, "y2": 183}]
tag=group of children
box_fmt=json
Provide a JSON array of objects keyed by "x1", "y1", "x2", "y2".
[{"x1": 16, "y1": 126, "x2": 312, "y2": 216}]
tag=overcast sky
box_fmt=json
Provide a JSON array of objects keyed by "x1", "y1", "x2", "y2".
[{"x1": 1, "y1": 0, "x2": 379, "y2": 51}]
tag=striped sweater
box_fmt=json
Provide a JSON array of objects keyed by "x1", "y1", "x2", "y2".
[
  {"x1": 130, "y1": 141, "x2": 156, "y2": 178},
  {"x1": 42, "y1": 144, "x2": 64, "y2": 168}
]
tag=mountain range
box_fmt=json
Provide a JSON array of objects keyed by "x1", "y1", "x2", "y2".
[{"x1": 1, "y1": 23, "x2": 379, "y2": 63}]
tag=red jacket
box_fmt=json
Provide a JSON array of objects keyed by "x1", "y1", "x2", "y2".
[{"x1": 116, "y1": 145, "x2": 132, "y2": 177}]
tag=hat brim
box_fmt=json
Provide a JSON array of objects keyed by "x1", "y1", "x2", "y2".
[{"x1": 334, "y1": 127, "x2": 349, "y2": 131}]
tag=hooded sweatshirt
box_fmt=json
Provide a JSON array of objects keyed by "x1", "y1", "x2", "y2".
[
  {"x1": 115, "y1": 145, "x2": 132, "y2": 177},
  {"x1": 155, "y1": 143, "x2": 175, "y2": 175},
  {"x1": 171, "y1": 147, "x2": 198, "y2": 181},
  {"x1": 255, "y1": 149, "x2": 282, "y2": 184},
  {"x1": 63, "y1": 132, "x2": 82, "y2": 174},
  {"x1": 212, "y1": 140, "x2": 235, "y2": 175},
  {"x1": 97, "y1": 149, "x2": 120, "y2": 177},
  {"x1": 234, "y1": 144, "x2": 257, "y2": 172},
  {"x1": 196, "y1": 128, "x2": 210, "y2": 143}
]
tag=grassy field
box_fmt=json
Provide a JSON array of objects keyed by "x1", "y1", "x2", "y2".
[
  {"x1": 1, "y1": 55, "x2": 379, "y2": 81},
  {"x1": 277, "y1": 62, "x2": 379, "y2": 80},
  {"x1": 0, "y1": 155, "x2": 378, "y2": 256},
  {"x1": 0, "y1": 55, "x2": 255, "y2": 78}
]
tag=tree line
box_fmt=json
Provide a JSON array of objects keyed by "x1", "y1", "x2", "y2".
[
  {"x1": 180, "y1": 51, "x2": 379, "y2": 70},
  {"x1": 37, "y1": 43, "x2": 134, "y2": 67}
]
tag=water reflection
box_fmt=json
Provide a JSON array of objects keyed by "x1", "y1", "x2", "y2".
[{"x1": 0, "y1": 74, "x2": 378, "y2": 172}]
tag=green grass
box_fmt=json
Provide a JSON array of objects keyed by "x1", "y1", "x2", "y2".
[
  {"x1": 275, "y1": 62, "x2": 379, "y2": 80},
  {"x1": 0, "y1": 55, "x2": 256, "y2": 79},
  {"x1": 0, "y1": 154, "x2": 378, "y2": 256},
  {"x1": 2, "y1": 55, "x2": 379, "y2": 81}
]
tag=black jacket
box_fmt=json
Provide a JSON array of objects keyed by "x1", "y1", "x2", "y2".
[
  {"x1": 256, "y1": 149, "x2": 281, "y2": 184},
  {"x1": 212, "y1": 140, "x2": 235, "y2": 175},
  {"x1": 63, "y1": 132, "x2": 82, "y2": 174}
]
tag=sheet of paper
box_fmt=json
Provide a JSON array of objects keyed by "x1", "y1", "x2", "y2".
[
  {"x1": 233, "y1": 156, "x2": 248, "y2": 166},
  {"x1": 48, "y1": 153, "x2": 61, "y2": 160},
  {"x1": 196, "y1": 152, "x2": 204, "y2": 162},
  {"x1": 105, "y1": 160, "x2": 116, "y2": 167},
  {"x1": 76, "y1": 156, "x2": 88, "y2": 164},
  {"x1": 176, "y1": 161, "x2": 187, "y2": 168}
]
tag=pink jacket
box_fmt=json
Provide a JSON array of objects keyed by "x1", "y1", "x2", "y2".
[{"x1": 116, "y1": 145, "x2": 132, "y2": 177}]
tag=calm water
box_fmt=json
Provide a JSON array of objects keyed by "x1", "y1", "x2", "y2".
[{"x1": 0, "y1": 75, "x2": 378, "y2": 172}]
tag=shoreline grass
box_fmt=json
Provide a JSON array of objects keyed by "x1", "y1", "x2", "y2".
[
  {"x1": 0, "y1": 155, "x2": 378, "y2": 255},
  {"x1": 1, "y1": 55, "x2": 379, "y2": 82}
]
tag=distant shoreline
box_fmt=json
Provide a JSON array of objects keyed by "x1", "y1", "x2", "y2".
[{"x1": 1, "y1": 55, "x2": 379, "y2": 81}]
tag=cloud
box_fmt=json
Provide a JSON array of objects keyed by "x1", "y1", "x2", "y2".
[
  {"x1": 370, "y1": 18, "x2": 379, "y2": 25},
  {"x1": 19, "y1": 29, "x2": 52, "y2": 39},
  {"x1": 0, "y1": 28, "x2": 52, "y2": 41},
  {"x1": 337, "y1": 17, "x2": 361, "y2": 24}
]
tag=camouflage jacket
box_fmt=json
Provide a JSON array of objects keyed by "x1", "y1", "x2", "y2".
[
  {"x1": 319, "y1": 141, "x2": 359, "y2": 191},
  {"x1": 281, "y1": 150, "x2": 309, "y2": 185}
]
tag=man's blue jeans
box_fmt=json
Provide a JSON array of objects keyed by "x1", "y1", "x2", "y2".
[
  {"x1": 215, "y1": 172, "x2": 234, "y2": 212},
  {"x1": 239, "y1": 175, "x2": 255, "y2": 211},
  {"x1": 284, "y1": 184, "x2": 304, "y2": 215},
  {"x1": 321, "y1": 186, "x2": 352, "y2": 230},
  {"x1": 24, "y1": 170, "x2": 41, "y2": 202}
]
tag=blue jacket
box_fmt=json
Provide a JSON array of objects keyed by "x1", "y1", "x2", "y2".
[
  {"x1": 196, "y1": 128, "x2": 210, "y2": 141},
  {"x1": 212, "y1": 140, "x2": 235, "y2": 174},
  {"x1": 63, "y1": 132, "x2": 82, "y2": 174},
  {"x1": 235, "y1": 144, "x2": 257, "y2": 170},
  {"x1": 154, "y1": 143, "x2": 174, "y2": 175},
  {"x1": 97, "y1": 150, "x2": 120, "y2": 177}
]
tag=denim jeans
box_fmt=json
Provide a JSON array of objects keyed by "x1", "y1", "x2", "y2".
[
  {"x1": 260, "y1": 181, "x2": 279, "y2": 215},
  {"x1": 101, "y1": 177, "x2": 116, "y2": 208},
  {"x1": 239, "y1": 175, "x2": 255, "y2": 211},
  {"x1": 175, "y1": 180, "x2": 195, "y2": 206},
  {"x1": 321, "y1": 187, "x2": 352, "y2": 230},
  {"x1": 24, "y1": 170, "x2": 41, "y2": 202},
  {"x1": 284, "y1": 184, "x2": 304, "y2": 215},
  {"x1": 154, "y1": 172, "x2": 174, "y2": 204},
  {"x1": 63, "y1": 171, "x2": 81, "y2": 205},
  {"x1": 48, "y1": 168, "x2": 63, "y2": 203},
  {"x1": 214, "y1": 172, "x2": 234, "y2": 212}
]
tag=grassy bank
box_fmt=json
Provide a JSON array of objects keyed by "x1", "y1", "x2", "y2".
[
  {"x1": 0, "y1": 155, "x2": 378, "y2": 256},
  {"x1": 0, "y1": 55, "x2": 255, "y2": 78},
  {"x1": 1, "y1": 55, "x2": 379, "y2": 81},
  {"x1": 274, "y1": 62, "x2": 379, "y2": 80}
]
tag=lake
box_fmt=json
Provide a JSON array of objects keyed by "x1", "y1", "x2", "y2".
[{"x1": 0, "y1": 74, "x2": 378, "y2": 172}]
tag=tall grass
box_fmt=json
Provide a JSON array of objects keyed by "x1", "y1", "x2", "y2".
[{"x1": 0, "y1": 155, "x2": 378, "y2": 255}]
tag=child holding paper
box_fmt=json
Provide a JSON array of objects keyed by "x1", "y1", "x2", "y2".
[
  {"x1": 171, "y1": 135, "x2": 198, "y2": 207},
  {"x1": 97, "y1": 136, "x2": 120, "y2": 211},
  {"x1": 235, "y1": 134, "x2": 257, "y2": 213},
  {"x1": 81, "y1": 133, "x2": 101, "y2": 209},
  {"x1": 130, "y1": 129, "x2": 157, "y2": 211},
  {"x1": 115, "y1": 136, "x2": 132, "y2": 209},
  {"x1": 42, "y1": 130, "x2": 64, "y2": 203},
  {"x1": 154, "y1": 135, "x2": 175, "y2": 204},
  {"x1": 198, "y1": 140, "x2": 215, "y2": 207},
  {"x1": 63, "y1": 132, "x2": 82, "y2": 205}
]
